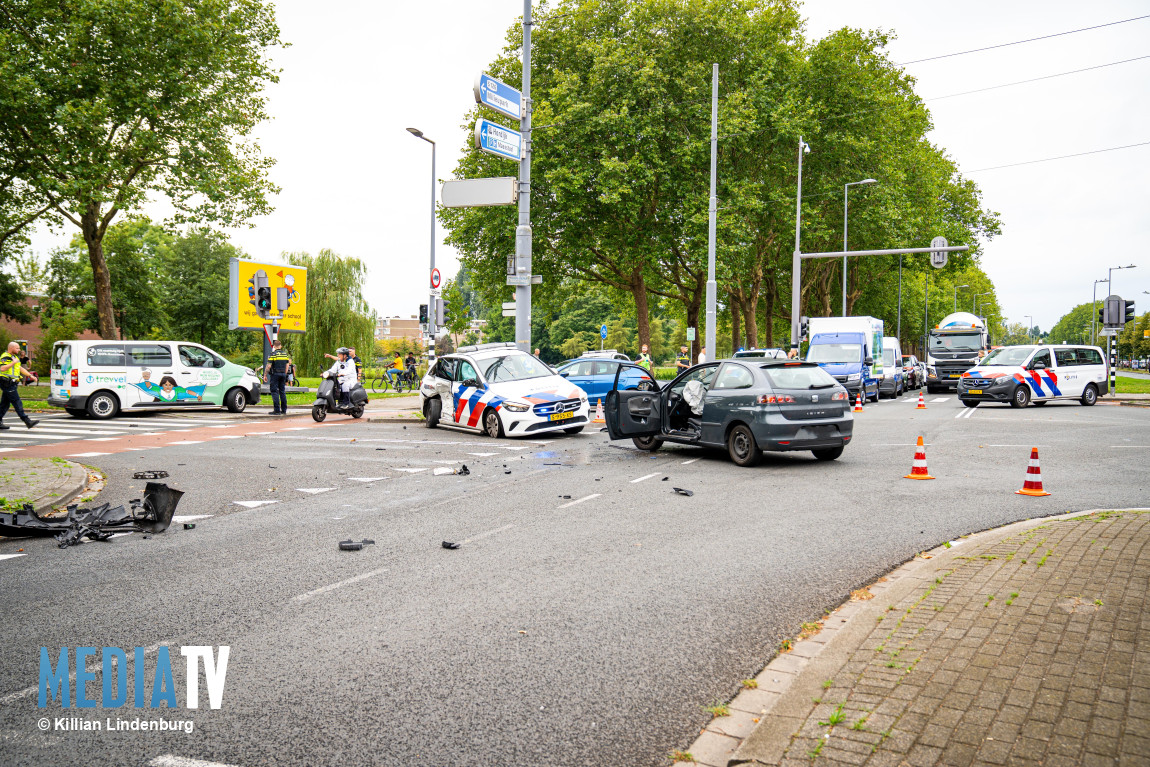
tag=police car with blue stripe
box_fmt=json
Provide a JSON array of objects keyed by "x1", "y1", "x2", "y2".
[
  {"x1": 419, "y1": 343, "x2": 589, "y2": 438},
  {"x1": 958, "y1": 344, "x2": 1108, "y2": 408}
]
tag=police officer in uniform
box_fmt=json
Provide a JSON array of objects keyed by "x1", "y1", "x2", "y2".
[
  {"x1": 676, "y1": 345, "x2": 691, "y2": 373},
  {"x1": 264, "y1": 340, "x2": 293, "y2": 415},
  {"x1": 0, "y1": 341, "x2": 38, "y2": 429}
]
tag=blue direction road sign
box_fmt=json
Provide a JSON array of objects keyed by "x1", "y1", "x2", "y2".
[
  {"x1": 600, "y1": 324, "x2": 608, "y2": 340},
  {"x1": 474, "y1": 119, "x2": 522, "y2": 162},
  {"x1": 473, "y1": 73, "x2": 523, "y2": 121}
]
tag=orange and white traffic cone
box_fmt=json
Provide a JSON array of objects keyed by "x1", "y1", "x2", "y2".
[
  {"x1": 903, "y1": 436, "x2": 934, "y2": 480},
  {"x1": 916, "y1": 390, "x2": 926, "y2": 409},
  {"x1": 592, "y1": 399, "x2": 605, "y2": 424},
  {"x1": 853, "y1": 391, "x2": 864, "y2": 413},
  {"x1": 1015, "y1": 447, "x2": 1050, "y2": 496}
]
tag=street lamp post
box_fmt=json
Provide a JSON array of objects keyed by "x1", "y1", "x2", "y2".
[
  {"x1": 974, "y1": 291, "x2": 991, "y2": 316},
  {"x1": 789, "y1": 136, "x2": 810, "y2": 352},
  {"x1": 1025, "y1": 315, "x2": 1034, "y2": 343},
  {"x1": 842, "y1": 178, "x2": 877, "y2": 316},
  {"x1": 953, "y1": 284, "x2": 969, "y2": 313},
  {"x1": 407, "y1": 128, "x2": 436, "y2": 362}
]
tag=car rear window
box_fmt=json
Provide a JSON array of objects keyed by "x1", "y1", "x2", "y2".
[
  {"x1": 53, "y1": 343, "x2": 71, "y2": 371},
  {"x1": 763, "y1": 365, "x2": 838, "y2": 389}
]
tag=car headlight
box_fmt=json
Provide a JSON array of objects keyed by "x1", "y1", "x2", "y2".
[
  {"x1": 847, "y1": 373, "x2": 860, "y2": 382},
  {"x1": 503, "y1": 402, "x2": 530, "y2": 412}
]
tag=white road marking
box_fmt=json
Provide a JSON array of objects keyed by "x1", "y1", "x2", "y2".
[
  {"x1": 123, "y1": 446, "x2": 161, "y2": 451},
  {"x1": 1110, "y1": 445, "x2": 1150, "y2": 448},
  {"x1": 0, "y1": 553, "x2": 27, "y2": 562},
  {"x1": 0, "y1": 432, "x2": 92, "y2": 441},
  {"x1": 211, "y1": 435, "x2": 244, "y2": 440},
  {"x1": 85, "y1": 437, "x2": 120, "y2": 441},
  {"x1": 0, "y1": 447, "x2": 22, "y2": 452},
  {"x1": 68, "y1": 452, "x2": 110, "y2": 457},
  {"x1": 150, "y1": 754, "x2": 243, "y2": 767},
  {"x1": 931, "y1": 397, "x2": 950, "y2": 403},
  {"x1": 681, "y1": 458, "x2": 700, "y2": 465},
  {"x1": 348, "y1": 477, "x2": 388, "y2": 482},
  {"x1": 499, "y1": 446, "x2": 530, "y2": 451},
  {"x1": 461, "y1": 523, "x2": 515, "y2": 544},
  {"x1": 393, "y1": 468, "x2": 427, "y2": 473},
  {"x1": 205, "y1": 425, "x2": 237, "y2": 429},
  {"x1": 630, "y1": 472, "x2": 660, "y2": 483},
  {"x1": 246, "y1": 431, "x2": 276, "y2": 435},
  {"x1": 280, "y1": 427, "x2": 309, "y2": 431},
  {"x1": 234, "y1": 500, "x2": 278, "y2": 508},
  {"x1": 467, "y1": 452, "x2": 498, "y2": 457},
  {"x1": 558, "y1": 494, "x2": 600, "y2": 508},
  {"x1": 166, "y1": 440, "x2": 204, "y2": 445},
  {"x1": 172, "y1": 515, "x2": 213, "y2": 523},
  {"x1": 294, "y1": 567, "x2": 390, "y2": 602},
  {"x1": 988, "y1": 444, "x2": 1046, "y2": 447},
  {"x1": 297, "y1": 487, "x2": 336, "y2": 494},
  {"x1": 954, "y1": 407, "x2": 977, "y2": 419}
]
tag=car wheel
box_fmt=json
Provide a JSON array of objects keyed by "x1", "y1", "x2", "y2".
[
  {"x1": 1081, "y1": 384, "x2": 1098, "y2": 407},
  {"x1": 65, "y1": 408, "x2": 86, "y2": 418},
  {"x1": 868, "y1": 387, "x2": 880, "y2": 403},
  {"x1": 727, "y1": 423, "x2": 762, "y2": 467},
  {"x1": 632, "y1": 435, "x2": 663, "y2": 451},
  {"x1": 1010, "y1": 385, "x2": 1031, "y2": 408},
  {"x1": 812, "y1": 446, "x2": 844, "y2": 461},
  {"x1": 564, "y1": 426, "x2": 584, "y2": 434},
  {"x1": 483, "y1": 408, "x2": 504, "y2": 439},
  {"x1": 225, "y1": 387, "x2": 247, "y2": 413},
  {"x1": 425, "y1": 397, "x2": 441, "y2": 428},
  {"x1": 961, "y1": 399, "x2": 978, "y2": 408},
  {"x1": 1032, "y1": 400, "x2": 1048, "y2": 407},
  {"x1": 86, "y1": 391, "x2": 119, "y2": 420},
  {"x1": 311, "y1": 405, "x2": 326, "y2": 422}
]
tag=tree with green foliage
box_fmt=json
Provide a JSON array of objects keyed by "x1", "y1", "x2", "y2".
[
  {"x1": 1048, "y1": 303, "x2": 1095, "y2": 347},
  {"x1": 0, "y1": 0, "x2": 284, "y2": 339},
  {"x1": 280, "y1": 250, "x2": 376, "y2": 377},
  {"x1": 441, "y1": 279, "x2": 471, "y2": 341},
  {"x1": 163, "y1": 227, "x2": 248, "y2": 348}
]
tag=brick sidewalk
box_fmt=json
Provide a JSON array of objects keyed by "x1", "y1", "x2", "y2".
[{"x1": 696, "y1": 509, "x2": 1150, "y2": 767}]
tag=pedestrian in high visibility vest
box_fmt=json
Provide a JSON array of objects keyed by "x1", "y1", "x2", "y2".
[
  {"x1": 676, "y1": 346, "x2": 691, "y2": 373},
  {"x1": 264, "y1": 340, "x2": 293, "y2": 416},
  {"x1": 636, "y1": 344, "x2": 653, "y2": 372},
  {"x1": 0, "y1": 341, "x2": 38, "y2": 429}
]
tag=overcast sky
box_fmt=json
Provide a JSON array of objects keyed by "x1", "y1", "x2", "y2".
[{"x1": 27, "y1": 1, "x2": 1150, "y2": 331}]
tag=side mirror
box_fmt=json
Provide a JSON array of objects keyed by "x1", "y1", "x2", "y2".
[
  {"x1": 864, "y1": 357, "x2": 874, "y2": 366},
  {"x1": 462, "y1": 378, "x2": 479, "y2": 388},
  {"x1": 559, "y1": 371, "x2": 569, "y2": 378},
  {"x1": 1031, "y1": 362, "x2": 1046, "y2": 371}
]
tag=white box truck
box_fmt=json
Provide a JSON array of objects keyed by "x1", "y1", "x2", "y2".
[{"x1": 805, "y1": 316, "x2": 885, "y2": 402}]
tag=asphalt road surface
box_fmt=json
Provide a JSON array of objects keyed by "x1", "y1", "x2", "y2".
[{"x1": 1, "y1": 395, "x2": 1148, "y2": 767}]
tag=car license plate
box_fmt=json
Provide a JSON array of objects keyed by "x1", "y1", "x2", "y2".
[
  {"x1": 969, "y1": 389, "x2": 983, "y2": 394},
  {"x1": 549, "y1": 411, "x2": 574, "y2": 421}
]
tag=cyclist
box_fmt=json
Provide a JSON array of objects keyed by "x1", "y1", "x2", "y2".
[
  {"x1": 404, "y1": 352, "x2": 417, "y2": 384},
  {"x1": 386, "y1": 352, "x2": 404, "y2": 387}
]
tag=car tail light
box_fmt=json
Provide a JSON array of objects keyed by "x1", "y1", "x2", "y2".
[
  {"x1": 831, "y1": 391, "x2": 848, "y2": 401},
  {"x1": 71, "y1": 369, "x2": 78, "y2": 387},
  {"x1": 758, "y1": 394, "x2": 794, "y2": 404}
]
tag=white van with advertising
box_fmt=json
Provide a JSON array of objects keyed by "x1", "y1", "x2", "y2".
[
  {"x1": 957, "y1": 344, "x2": 1108, "y2": 408},
  {"x1": 48, "y1": 340, "x2": 263, "y2": 419}
]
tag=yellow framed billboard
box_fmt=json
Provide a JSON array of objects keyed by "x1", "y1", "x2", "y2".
[{"x1": 228, "y1": 258, "x2": 308, "y2": 333}]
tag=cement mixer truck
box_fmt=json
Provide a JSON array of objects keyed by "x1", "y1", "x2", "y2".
[{"x1": 925, "y1": 312, "x2": 989, "y2": 393}]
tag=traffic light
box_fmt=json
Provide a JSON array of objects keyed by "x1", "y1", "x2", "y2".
[
  {"x1": 419, "y1": 303, "x2": 429, "y2": 324},
  {"x1": 1098, "y1": 306, "x2": 1106, "y2": 327},
  {"x1": 799, "y1": 315, "x2": 809, "y2": 339},
  {"x1": 1123, "y1": 299, "x2": 1136, "y2": 326},
  {"x1": 248, "y1": 269, "x2": 271, "y2": 319},
  {"x1": 1103, "y1": 295, "x2": 1123, "y2": 328},
  {"x1": 435, "y1": 297, "x2": 449, "y2": 327}
]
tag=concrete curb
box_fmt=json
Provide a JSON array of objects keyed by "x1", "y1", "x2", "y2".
[
  {"x1": 0, "y1": 458, "x2": 89, "y2": 516},
  {"x1": 682, "y1": 508, "x2": 1134, "y2": 767},
  {"x1": 366, "y1": 413, "x2": 423, "y2": 424},
  {"x1": 39, "y1": 461, "x2": 89, "y2": 514}
]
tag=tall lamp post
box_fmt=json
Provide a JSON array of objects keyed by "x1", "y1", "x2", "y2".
[
  {"x1": 1092, "y1": 278, "x2": 1109, "y2": 341},
  {"x1": 953, "y1": 284, "x2": 969, "y2": 313},
  {"x1": 974, "y1": 291, "x2": 991, "y2": 316},
  {"x1": 1025, "y1": 315, "x2": 1034, "y2": 343},
  {"x1": 842, "y1": 178, "x2": 877, "y2": 316},
  {"x1": 789, "y1": 136, "x2": 810, "y2": 352},
  {"x1": 407, "y1": 127, "x2": 436, "y2": 361}
]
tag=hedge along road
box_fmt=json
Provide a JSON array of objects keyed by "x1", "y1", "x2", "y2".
[{"x1": 0, "y1": 397, "x2": 1147, "y2": 767}]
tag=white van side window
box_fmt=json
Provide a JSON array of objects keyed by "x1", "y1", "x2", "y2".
[
  {"x1": 127, "y1": 344, "x2": 172, "y2": 367},
  {"x1": 87, "y1": 345, "x2": 125, "y2": 367}
]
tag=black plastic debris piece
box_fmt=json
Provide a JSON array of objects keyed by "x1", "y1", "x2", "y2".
[
  {"x1": 0, "y1": 483, "x2": 183, "y2": 549},
  {"x1": 559, "y1": 495, "x2": 571, "y2": 499},
  {"x1": 269, "y1": 465, "x2": 277, "y2": 469},
  {"x1": 133, "y1": 470, "x2": 169, "y2": 479},
  {"x1": 442, "y1": 541, "x2": 461, "y2": 550},
  {"x1": 672, "y1": 487, "x2": 694, "y2": 497},
  {"x1": 338, "y1": 539, "x2": 376, "y2": 551},
  {"x1": 458, "y1": 464, "x2": 470, "y2": 476},
  {"x1": 662, "y1": 477, "x2": 669, "y2": 481},
  {"x1": 504, "y1": 469, "x2": 511, "y2": 474},
  {"x1": 183, "y1": 523, "x2": 196, "y2": 530},
  {"x1": 375, "y1": 448, "x2": 386, "y2": 451}
]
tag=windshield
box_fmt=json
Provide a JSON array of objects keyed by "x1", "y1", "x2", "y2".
[
  {"x1": 979, "y1": 346, "x2": 1035, "y2": 366},
  {"x1": 806, "y1": 343, "x2": 861, "y2": 364},
  {"x1": 883, "y1": 349, "x2": 896, "y2": 366},
  {"x1": 481, "y1": 354, "x2": 551, "y2": 383},
  {"x1": 764, "y1": 365, "x2": 839, "y2": 390},
  {"x1": 930, "y1": 332, "x2": 982, "y2": 352}
]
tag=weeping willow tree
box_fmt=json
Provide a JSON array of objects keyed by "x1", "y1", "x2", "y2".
[{"x1": 280, "y1": 249, "x2": 376, "y2": 376}]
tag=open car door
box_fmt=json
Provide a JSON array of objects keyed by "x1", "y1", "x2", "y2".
[{"x1": 605, "y1": 363, "x2": 662, "y2": 440}]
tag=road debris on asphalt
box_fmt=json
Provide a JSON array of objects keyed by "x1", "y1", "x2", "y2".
[
  {"x1": 433, "y1": 465, "x2": 471, "y2": 476},
  {"x1": 338, "y1": 539, "x2": 375, "y2": 551},
  {"x1": 672, "y1": 487, "x2": 694, "y2": 497},
  {"x1": 132, "y1": 470, "x2": 169, "y2": 479},
  {"x1": 0, "y1": 483, "x2": 184, "y2": 549},
  {"x1": 183, "y1": 523, "x2": 196, "y2": 530},
  {"x1": 442, "y1": 541, "x2": 461, "y2": 550}
]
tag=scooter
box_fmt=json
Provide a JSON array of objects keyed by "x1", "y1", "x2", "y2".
[{"x1": 312, "y1": 375, "x2": 368, "y2": 422}]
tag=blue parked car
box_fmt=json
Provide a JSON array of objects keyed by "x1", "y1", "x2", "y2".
[{"x1": 556, "y1": 358, "x2": 656, "y2": 405}]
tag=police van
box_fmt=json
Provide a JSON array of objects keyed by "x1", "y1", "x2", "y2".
[
  {"x1": 958, "y1": 344, "x2": 1108, "y2": 408},
  {"x1": 48, "y1": 340, "x2": 263, "y2": 419}
]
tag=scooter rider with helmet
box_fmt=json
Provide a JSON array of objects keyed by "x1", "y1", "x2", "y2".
[{"x1": 324, "y1": 347, "x2": 358, "y2": 407}]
